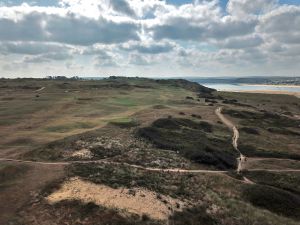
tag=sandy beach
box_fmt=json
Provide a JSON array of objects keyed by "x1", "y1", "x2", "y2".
[
  {"x1": 232, "y1": 89, "x2": 300, "y2": 98},
  {"x1": 241, "y1": 84, "x2": 300, "y2": 88}
]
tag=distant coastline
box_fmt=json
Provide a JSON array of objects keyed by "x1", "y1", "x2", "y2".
[
  {"x1": 240, "y1": 84, "x2": 300, "y2": 88},
  {"x1": 197, "y1": 82, "x2": 300, "y2": 97}
]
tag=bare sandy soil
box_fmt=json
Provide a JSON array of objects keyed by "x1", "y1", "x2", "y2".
[
  {"x1": 234, "y1": 90, "x2": 300, "y2": 98},
  {"x1": 241, "y1": 84, "x2": 300, "y2": 88},
  {"x1": 47, "y1": 177, "x2": 185, "y2": 220},
  {"x1": 70, "y1": 148, "x2": 93, "y2": 159}
]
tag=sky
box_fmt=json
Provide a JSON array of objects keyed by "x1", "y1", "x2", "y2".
[{"x1": 0, "y1": 0, "x2": 299, "y2": 78}]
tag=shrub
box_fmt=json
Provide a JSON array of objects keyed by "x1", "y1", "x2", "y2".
[
  {"x1": 242, "y1": 184, "x2": 300, "y2": 220},
  {"x1": 240, "y1": 127, "x2": 260, "y2": 135},
  {"x1": 238, "y1": 144, "x2": 300, "y2": 160},
  {"x1": 169, "y1": 205, "x2": 216, "y2": 225},
  {"x1": 138, "y1": 118, "x2": 237, "y2": 169}
]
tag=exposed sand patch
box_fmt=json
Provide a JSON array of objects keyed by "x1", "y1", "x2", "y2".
[
  {"x1": 46, "y1": 177, "x2": 184, "y2": 220},
  {"x1": 232, "y1": 90, "x2": 300, "y2": 98},
  {"x1": 71, "y1": 149, "x2": 93, "y2": 159}
]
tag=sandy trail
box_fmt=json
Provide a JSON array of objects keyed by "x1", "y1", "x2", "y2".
[
  {"x1": 0, "y1": 158, "x2": 227, "y2": 173},
  {"x1": 215, "y1": 107, "x2": 245, "y2": 173},
  {"x1": 1, "y1": 157, "x2": 299, "y2": 174},
  {"x1": 35, "y1": 87, "x2": 45, "y2": 92},
  {"x1": 215, "y1": 107, "x2": 300, "y2": 173}
]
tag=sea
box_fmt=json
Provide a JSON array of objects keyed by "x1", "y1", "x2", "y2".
[{"x1": 197, "y1": 83, "x2": 300, "y2": 93}]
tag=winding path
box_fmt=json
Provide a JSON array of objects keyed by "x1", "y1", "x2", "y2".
[
  {"x1": 1, "y1": 107, "x2": 299, "y2": 179},
  {"x1": 215, "y1": 107, "x2": 245, "y2": 173},
  {"x1": 0, "y1": 158, "x2": 227, "y2": 174},
  {"x1": 215, "y1": 107, "x2": 300, "y2": 174}
]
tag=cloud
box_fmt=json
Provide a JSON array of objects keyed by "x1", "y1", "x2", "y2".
[
  {"x1": 258, "y1": 5, "x2": 300, "y2": 44},
  {"x1": 94, "y1": 51, "x2": 119, "y2": 67},
  {"x1": 0, "y1": 41, "x2": 71, "y2": 55},
  {"x1": 129, "y1": 54, "x2": 151, "y2": 65},
  {"x1": 0, "y1": 6, "x2": 140, "y2": 45},
  {"x1": 0, "y1": 12, "x2": 46, "y2": 42},
  {"x1": 23, "y1": 52, "x2": 72, "y2": 63},
  {"x1": 46, "y1": 14, "x2": 140, "y2": 45},
  {"x1": 109, "y1": 0, "x2": 136, "y2": 17},
  {"x1": 0, "y1": 0, "x2": 300, "y2": 77},
  {"x1": 227, "y1": 0, "x2": 278, "y2": 16},
  {"x1": 218, "y1": 34, "x2": 264, "y2": 49},
  {"x1": 147, "y1": 3, "x2": 257, "y2": 42},
  {"x1": 121, "y1": 41, "x2": 175, "y2": 54}
]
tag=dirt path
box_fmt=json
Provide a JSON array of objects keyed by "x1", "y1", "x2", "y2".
[
  {"x1": 215, "y1": 107, "x2": 245, "y2": 173},
  {"x1": 2, "y1": 157, "x2": 300, "y2": 174},
  {"x1": 215, "y1": 107, "x2": 300, "y2": 173},
  {"x1": 0, "y1": 158, "x2": 227, "y2": 174},
  {"x1": 35, "y1": 87, "x2": 45, "y2": 92}
]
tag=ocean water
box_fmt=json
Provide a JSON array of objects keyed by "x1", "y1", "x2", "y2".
[{"x1": 199, "y1": 83, "x2": 300, "y2": 93}]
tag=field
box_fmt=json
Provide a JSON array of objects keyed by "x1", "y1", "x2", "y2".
[{"x1": 0, "y1": 77, "x2": 299, "y2": 225}]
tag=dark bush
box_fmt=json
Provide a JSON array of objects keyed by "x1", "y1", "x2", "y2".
[
  {"x1": 90, "y1": 146, "x2": 122, "y2": 159},
  {"x1": 191, "y1": 114, "x2": 202, "y2": 119},
  {"x1": 239, "y1": 144, "x2": 300, "y2": 160},
  {"x1": 169, "y1": 205, "x2": 216, "y2": 225},
  {"x1": 244, "y1": 171, "x2": 300, "y2": 195},
  {"x1": 224, "y1": 109, "x2": 300, "y2": 128},
  {"x1": 205, "y1": 99, "x2": 218, "y2": 103},
  {"x1": 240, "y1": 127, "x2": 260, "y2": 135},
  {"x1": 243, "y1": 184, "x2": 300, "y2": 220},
  {"x1": 186, "y1": 96, "x2": 194, "y2": 100},
  {"x1": 267, "y1": 127, "x2": 300, "y2": 136},
  {"x1": 138, "y1": 118, "x2": 237, "y2": 169}
]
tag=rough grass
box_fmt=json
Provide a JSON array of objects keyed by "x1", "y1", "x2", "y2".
[
  {"x1": 5, "y1": 137, "x2": 36, "y2": 146},
  {"x1": 22, "y1": 125, "x2": 109, "y2": 161},
  {"x1": 45, "y1": 122, "x2": 97, "y2": 133},
  {"x1": 0, "y1": 77, "x2": 199, "y2": 155},
  {"x1": 109, "y1": 117, "x2": 140, "y2": 128},
  {"x1": 0, "y1": 164, "x2": 30, "y2": 190},
  {"x1": 138, "y1": 117, "x2": 237, "y2": 169}
]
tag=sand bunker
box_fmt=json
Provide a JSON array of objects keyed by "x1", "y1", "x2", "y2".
[{"x1": 46, "y1": 177, "x2": 184, "y2": 220}]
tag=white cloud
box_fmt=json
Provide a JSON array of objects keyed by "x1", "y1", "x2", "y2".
[
  {"x1": 217, "y1": 34, "x2": 264, "y2": 49},
  {"x1": 227, "y1": 0, "x2": 278, "y2": 16},
  {"x1": 121, "y1": 40, "x2": 175, "y2": 54},
  {"x1": 0, "y1": 41, "x2": 72, "y2": 55},
  {"x1": 258, "y1": 5, "x2": 300, "y2": 44},
  {"x1": 0, "y1": 0, "x2": 299, "y2": 77}
]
